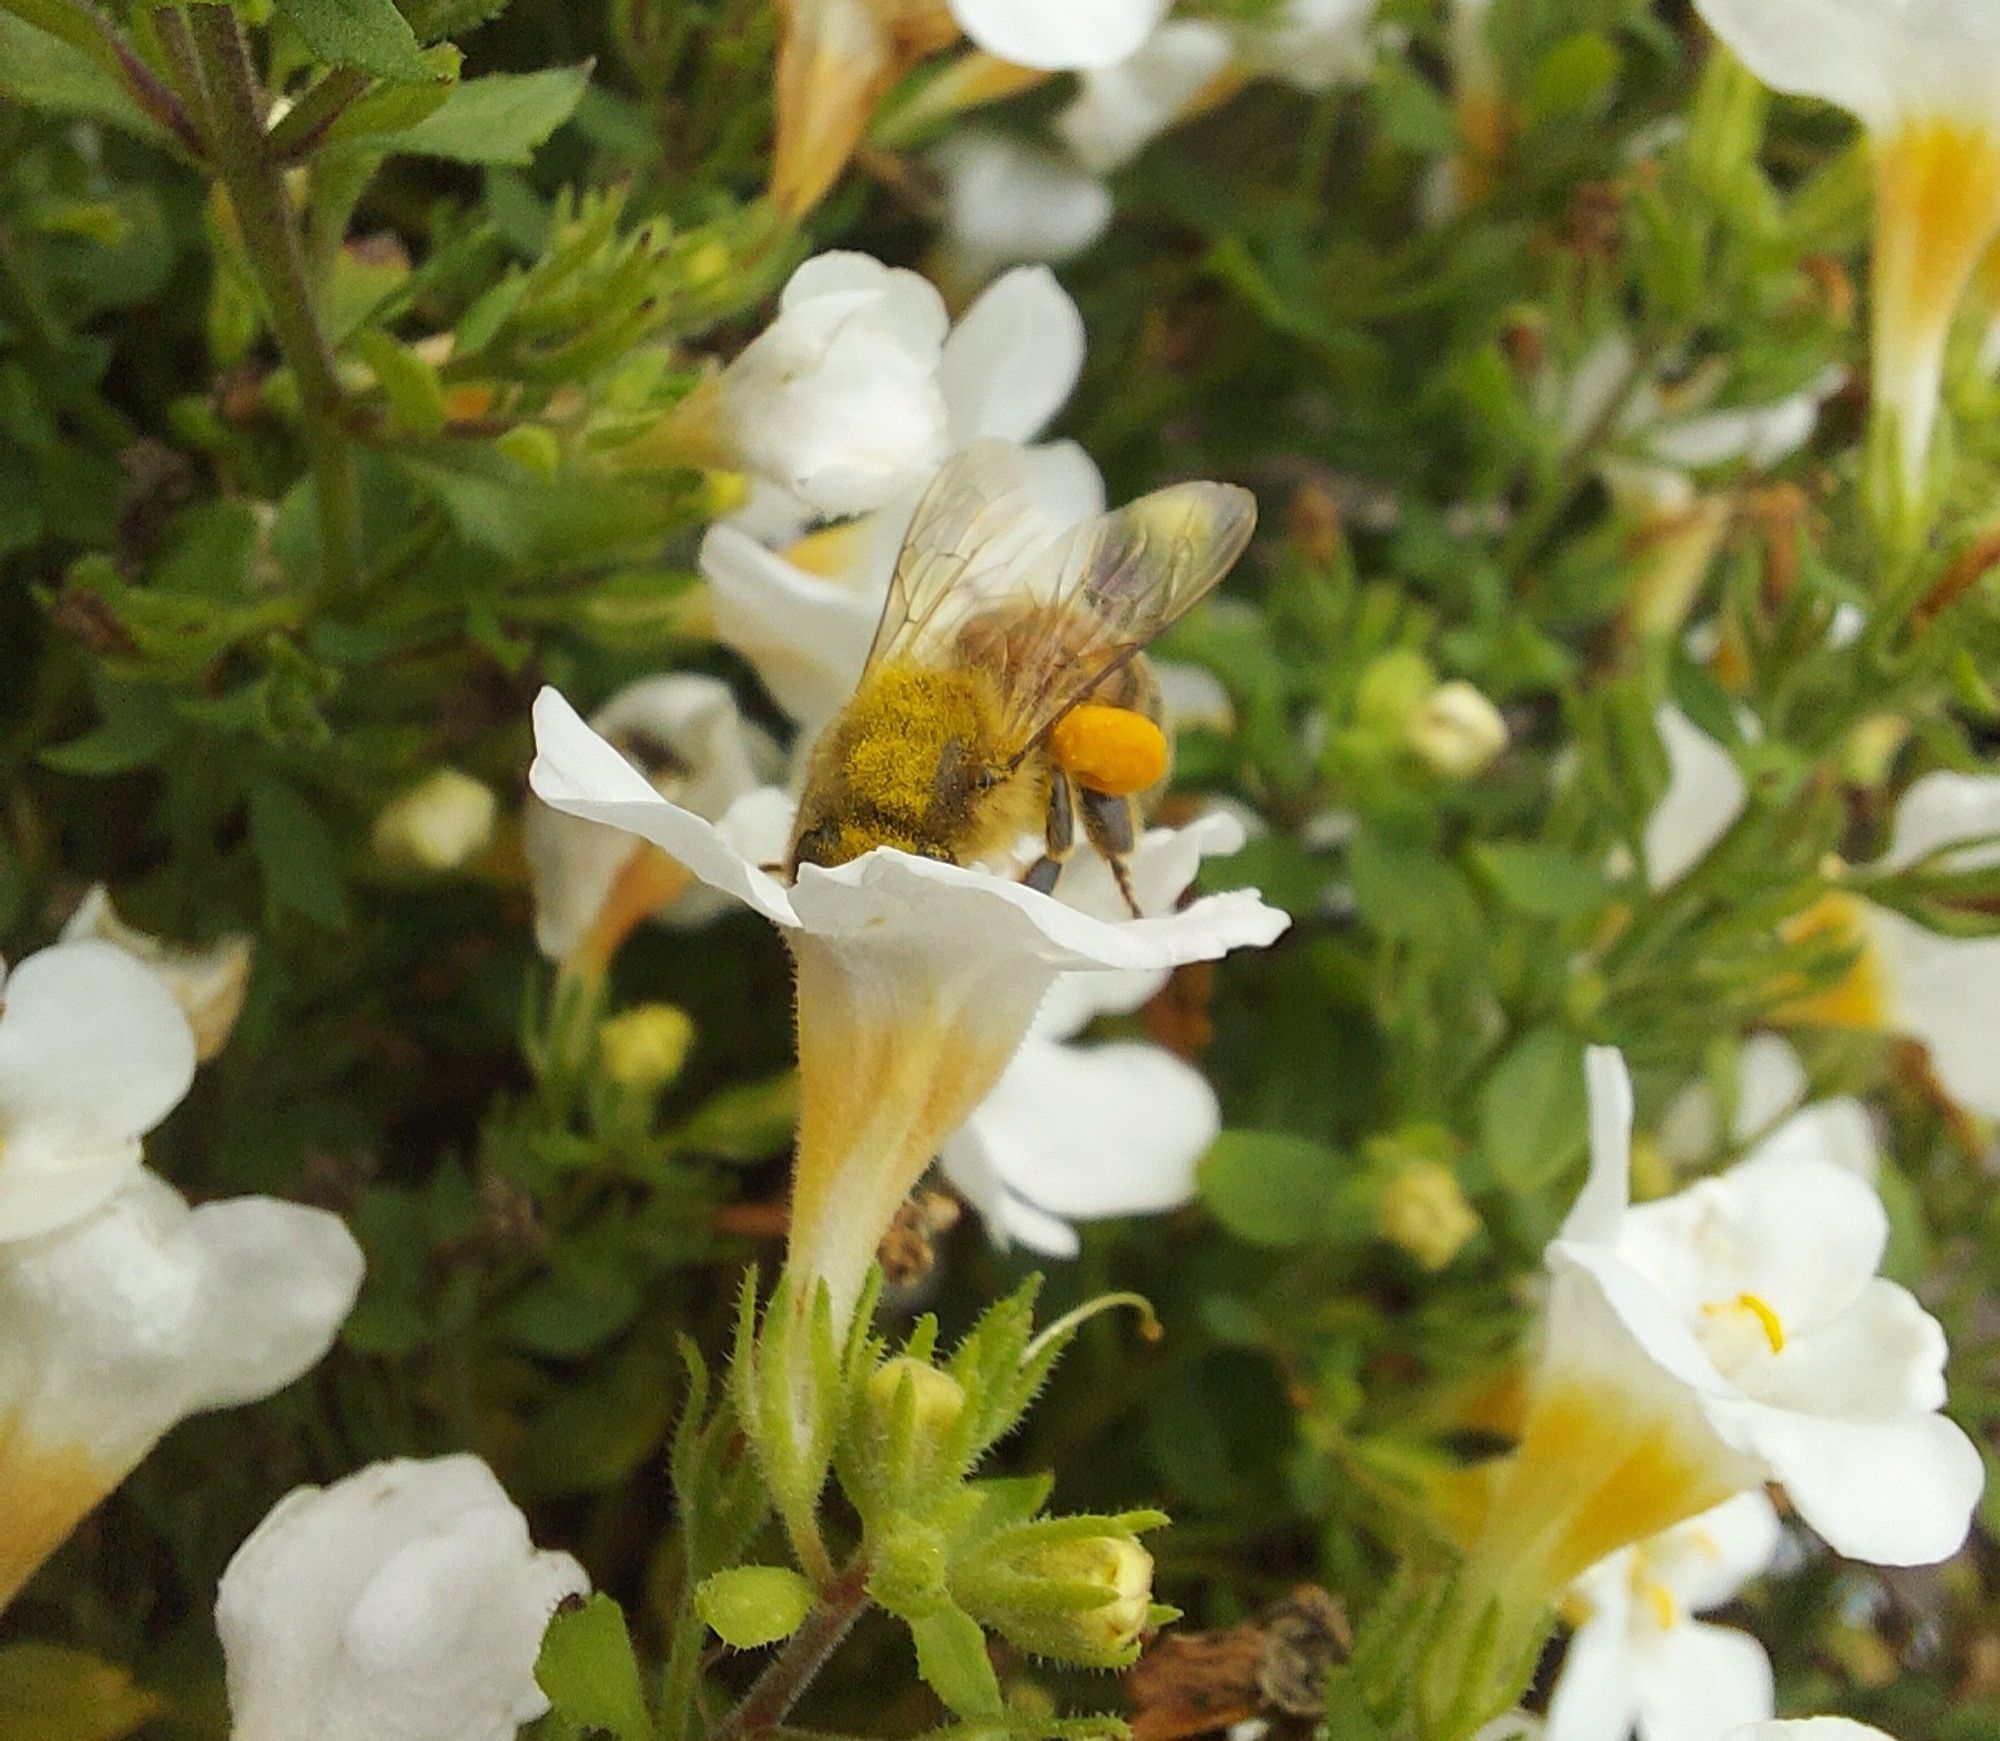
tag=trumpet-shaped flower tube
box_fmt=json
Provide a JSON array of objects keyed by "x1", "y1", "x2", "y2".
[
  {"x1": 529, "y1": 688, "x2": 1287, "y2": 1329},
  {"x1": 217, "y1": 1454, "x2": 586, "y2": 1741},
  {"x1": 1472, "y1": 1046, "x2": 1981, "y2": 1631},
  {"x1": 1694, "y1": 0, "x2": 2000, "y2": 501},
  {"x1": 0, "y1": 1171, "x2": 362, "y2": 1610},
  {"x1": 522, "y1": 674, "x2": 781, "y2": 968},
  {"x1": 0, "y1": 940, "x2": 198, "y2": 1243},
  {"x1": 1547, "y1": 1491, "x2": 1780, "y2": 1741}
]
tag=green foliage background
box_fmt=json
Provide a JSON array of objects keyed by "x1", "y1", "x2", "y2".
[{"x1": 0, "y1": 1, "x2": 1996, "y2": 1736}]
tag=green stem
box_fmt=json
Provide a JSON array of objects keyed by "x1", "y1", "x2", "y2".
[
  {"x1": 268, "y1": 65, "x2": 370, "y2": 162},
  {"x1": 709, "y1": 1563, "x2": 871, "y2": 1741},
  {"x1": 183, "y1": 3, "x2": 360, "y2": 592},
  {"x1": 0, "y1": 0, "x2": 203, "y2": 154}
]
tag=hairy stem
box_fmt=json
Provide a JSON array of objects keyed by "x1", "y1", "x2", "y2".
[
  {"x1": 710, "y1": 1563, "x2": 870, "y2": 1741},
  {"x1": 183, "y1": 3, "x2": 360, "y2": 591}
]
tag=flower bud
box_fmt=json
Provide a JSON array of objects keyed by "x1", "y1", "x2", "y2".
[
  {"x1": 695, "y1": 1566, "x2": 816, "y2": 1650},
  {"x1": 1375, "y1": 1160, "x2": 1479, "y2": 1272},
  {"x1": 372, "y1": 769, "x2": 498, "y2": 873},
  {"x1": 596, "y1": 1003, "x2": 696, "y2": 1092},
  {"x1": 959, "y1": 1529, "x2": 1159, "y2": 1667},
  {"x1": 865, "y1": 1356, "x2": 968, "y2": 1445},
  {"x1": 1407, "y1": 681, "x2": 1508, "y2": 778}
]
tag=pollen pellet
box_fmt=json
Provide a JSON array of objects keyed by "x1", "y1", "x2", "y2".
[{"x1": 1048, "y1": 704, "x2": 1169, "y2": 797}]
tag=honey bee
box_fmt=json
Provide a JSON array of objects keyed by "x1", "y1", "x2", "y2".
[{"x1": 788, "y1": 440, "x2": 1256, "y2": 910}]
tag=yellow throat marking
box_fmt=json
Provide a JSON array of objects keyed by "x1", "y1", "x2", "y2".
[{"x1": 1702, "y1": 1291, "x2": 1786, "y2": 1356}]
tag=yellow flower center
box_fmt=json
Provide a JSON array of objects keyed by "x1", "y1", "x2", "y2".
[
  {"x1": 783, "y1": 518, "x2": 873, "y2": 580},
  {"x1": 1775, "y1": 892, "x2": 1892, "y2": 1032}
]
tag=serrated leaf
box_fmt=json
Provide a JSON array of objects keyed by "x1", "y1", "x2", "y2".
[
  {"x1": 535, "y1": 1594, "x2": 652, "y2": 1741},
  {"x1": 351, "y1": 66, "x2": 591, "y2": 165},
  {"x1": 275, "y1": 0, "x2": 433, "y2": 83}
]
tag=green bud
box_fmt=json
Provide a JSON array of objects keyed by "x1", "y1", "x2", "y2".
[
  {"x1": 869, "y1": 1517, "x2": 952, "y2": 1620},
  {"x1": 596, "y1": 1002, "x2": 696, "y2": 1091},
  {"x1": 1375, "y1": 1160, "x2": 1479, "y2": 1273},
  {"x1": 695, "y1": 1566, "x2": 816, "y2": 1650},
  {"x1": 1353, "y1": 648, "x2": 1437, "y2": 737},
  {"x1": 958, "y1": 1528, "x2": 1161, "y2": 1667},
  {"x1": 866, "y1": 1356, "x2": 968, "y2": 1446}
]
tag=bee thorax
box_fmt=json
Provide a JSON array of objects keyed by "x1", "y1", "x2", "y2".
[{"x1": 1048, "y1": 704, "x2": 1169, "y2": 798}]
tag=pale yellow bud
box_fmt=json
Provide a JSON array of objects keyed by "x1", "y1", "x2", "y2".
[
  {"x1": 1407, "y1": 681, "x2": 1508, "y2": 778},
  {"x1": 596, "y1": 1003, "x2": 696, "y2": 1091},
  {"x1": 865, "y1": 1355, "x2": 968, "y2": 1442},
  {"x1": 1375, "y1": 1160, "x2": 1480, "y2": 1272},
  {"x1": 1009, "y1": 1535, "x2": 1155, "y2": 1659},
  {"x1": 371, "y1": 769, "x2": 498, "y2": 873},
  {"x1": 1843, "y1": 712, "x2": 1910, "y2": 790}
]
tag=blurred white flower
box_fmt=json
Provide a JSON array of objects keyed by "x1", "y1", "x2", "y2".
[
  {"x1": 1234, "y1": 0, "x2": 1378, "y2": 94},
  {"x1": 1407, "y1": 680, "x2": 1508, "y2": 778},
  {"x1": 703, "y1": 268, "x2": 1096, "y2": 726},
  {"x1": 0, "y1": 939, "x2": 197, "y2": 1242},
  {"x1": 530, "y1": 688, "x2": 1286, "y2": 1329},
  {"x1": 1481, "y1": 1046, "x2": 1982, "y2": 1602},
  {"x1": 940, "y1": 812, "x2": 1244, "y2": 1254},
  {"x1": 1055, "y1": 21, "x2": 1233, "y2": 174},
  {"x1": 60, "y1": 886, "x2": 253, "y2": 1064},
  {"x1": 522, "y1": 674, "x2": 780, "y2": 969},
  {"x1": 1657, "y1": 1033, "x2": 1879, "y2": 1183},
  {"x1": 1726, "y1": 1724, "x2": 1895, "y2": 1741},
  {"x1": 0, "y1": 1171, "x2": 362, "y2": 1610},
  {"x1": 1693, "y1": 0, "x2": 2000, "y2": 498},
  {"x1": 1547, "y1": 1491, "x2": 1781, "y2": 1741},
  {"x1": 932, "y1": 130, "x2": 1114, "y2": 283},
  {"x1": 950, "y1": 0, "x2": 1170, "y2": 71},
  {"x1": 711, "y1": 253, "x2": 956, "y2": 518},
  {"x1": 217, "y1": 1454, "x2": 586, "y2": 1741},
  {"x1": 372, "y1": 768, "x2": 499, "y2": 874},
  {"x1": 1642, "y1": 705, "x2": 1746, "y2": 890}
]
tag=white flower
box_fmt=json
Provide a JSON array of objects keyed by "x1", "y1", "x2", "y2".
[
  {"x1": 1658, "y1": 1034, "x2": 1879, "y2": 1184},
  {"x1": 1055, "y1": 22, "x2": 1233, "y2": 174},
  {"x1": 373, "y1": 768, "x2": 500, "y2": 873},
  {"x1": 939, "y1": 812, "x2": 1242, "y2": 1254},
  {"x1": 1643, "y1": 705, "x2": 1746, "y2": 890},
  {"x1": 950, "y1": 0, "x2": 1171, "y2": 71},
  {"x1": 217, "y1": 1454, "x2": 587, "y2": 1741},
  {"x1": 1547, "y1": 1491, "x2": 1781, "y2": 1741},
  {"x1": 1483, "y1": 1046, "x2": 1982, "y2": 1599},
  {"x1": 0, "y1": 1171, "x2": 362, "y2": 1610},
  {"x1": 0, "y1": 939, "x2": 197, "y2": 1242},
  {"x1": 713, "y1": 253, "x2": 955, "y2": 518},
  {"x1": 1693, "y1": 0, "x2": 2000, "y2": 498},
  {"x1": 529, "y1": 688, "x2": 1286, "y2": 1327},
  {"x1": 60, "y1": 886, "x2": 253, "y2": 1064},
  {"x1": 1726, "y1": 1724, "x2": 1896, "y2": 1741},
  {"x1": 522, "y1": 674, "x2": 780, "y2": 968},
  {"x1": 1234, "y1": 0, "x2": 1378, "y2": 94},
  {"x1": 932, "y1": 130, "x2": 1114, "y2": 284},
  {"x1": 703, "y1": 273, "x2": 1095, "y2": 726}
]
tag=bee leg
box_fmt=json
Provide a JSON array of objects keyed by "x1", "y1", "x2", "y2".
[
  {"x1": 1077, "y1": 786, "x2": 1143, "y2": 918},
  {"x1": 1024, "y1": 767, "x2": 1078, "y2": 897}
]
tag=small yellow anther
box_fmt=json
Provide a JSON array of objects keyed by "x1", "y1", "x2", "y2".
[
  {"x1": 1048, "y1": 704, "x2": 1168, "y2": 798},
  {"x1": 1703, "y1": 1291, "x2": 1787, "y2": 1355}
]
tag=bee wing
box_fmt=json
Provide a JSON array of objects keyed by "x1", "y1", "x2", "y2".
[
  {"x1": 994, "y1": 476, "x2": 1256, "y2": 759},
  {"x1": 862, "y1": 440, "x2": 1060, "y2": 674}
]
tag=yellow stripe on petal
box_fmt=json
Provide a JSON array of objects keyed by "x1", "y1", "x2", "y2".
[{"x1": 1870, "y1": 119, "x2": 2000, "y2": 499}]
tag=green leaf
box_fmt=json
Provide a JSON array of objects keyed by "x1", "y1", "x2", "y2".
[
  {"x1": 350, "y1": 66, "x2": 591, "y2": 164},
  {"x1": 1478, "y1": 1026, "x2": 1587, "y2": 1196},
  {"x1": 247, "y1": 776, "x2": 349, "y2": 928},
  {"x1": 349, "y1": 328, "x2": 448, "y2": 435},
  {"x1": 535, "y1": 1594, "x2": 652, "y2": 1741},
  {"x1": 40, "y1": 689, "x2": 178, "y2": 775},
  {"x1": 274, "y1": 0, "x2": 433, "y2": 83},
  {"x1": 1200, "y1": 1131, "x2": 1342, "y2": 1248},
  {"x1": 675, "y1": 1072, "x2": 800, "y2": 1163},
  {"x1": 0, "y1": 16, "x2": 167, "y2": 143},
  {"x1": 1473, "y1": 843, "x2": 1613, "y2": 922},
  {"x1": 0, "y1": 1645, "x2": 160, "y2": 1741},
  {"x1": 908, "y1": 1607, "x2": 1005, "y2": 1720}
]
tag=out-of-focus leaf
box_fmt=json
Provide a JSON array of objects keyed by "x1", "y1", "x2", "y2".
[
  {"x1": 0, "y1": 17, "x2": 167, "y2": 143},
  {"x1": 1479, "y1": 1026, "x2": 1587, "y2": 1196},
  {"x1": 274, "y1": 0, "x2": 433, "y2": 83},
  {"x1": 0, "y1": 1645, "x2": 161, "y2": 1741},
  {"x1": 1200, "y1": 1131, "x2": 1343, "y2": 1247},
  {"x1": 247, "y1": 775, "x2": 349, "y2": 929}
]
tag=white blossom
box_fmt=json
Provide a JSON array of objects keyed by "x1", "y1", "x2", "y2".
[
  {"x1": 932, "y1": 130, "x2": 1114, "y2": 283},
  {"x1": 60, "y1": 886, "x2": 253, "y2": 1064},
  {"x1": 217, "y1": 1454, "x2": 586, "y2": 1741},
  {"x1": 950, "y1": 0, "x2": 1171, "y2": 72}
]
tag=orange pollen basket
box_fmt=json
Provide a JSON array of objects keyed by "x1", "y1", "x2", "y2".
[{"x1": 1048, "y1": 704, "x2": 1168, "y2": 798}]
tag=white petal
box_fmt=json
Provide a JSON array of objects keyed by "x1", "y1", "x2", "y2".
[
  {"x1": 1055, "y1": 22, "x2": 1234, "y2": 173},
  {"x1": 1647, "y1": 1490, "x2": 1783, "y2": 1613},
  {"x1": 1020, "y1": 439, "x2": 1110, "y2": 530},
  {"x1": 934, "y1": 132, "x2": 1112, "y2": 280},
  {"x1": 529, "y1": 688, "x2": 798, "y2": 927},
  {"x1": 700, "y1": 523, "x2": 888, "y2": 727},
  {"x1": 1726, "y1": 1723, "x2": 1897, "y2": 1741},
  {"x1": 1746, "y1": 1279, "x2": 1949, "y2": 1419},
  {"x1": 940, "y1": 266, "x2": 1087, "y2": 444},
  {"x1": 956, "y1": 1035, "x2": 1217, "y2": 1224},
  {"x1": 1866, "y1": 908, "x2": 2000, "y2": 1117},
  {"x1": 1657, "y1": 1034, "x2": 1809, "y2": 1165},
  {"x1": 58, "y1": 887, "x2": 254, "y2": 1065},
  {"x1": 218, "y1": 1454, "x2": 586, "y2": 1741},
  {"x1": 1559, "y1": 1046, "x2": 1634, "y2": 1246},
  {"x1": 1644, "y1": 707, "x2": 1746, "y2": 891},
  {"x1": 1881, "y1": 769, "x2": 2000, "y2": 870},
  {"x1": 1704, "y1": 1392, "x2": 1983, "y2": 1566},
  {"x1": 1689, "y1": 1, "x2": 1895, "y2": 125},
  {"x1": 952, "y1": 0, "x2": 1173, "y2": 71},
  {"x1": 1631, "y1": 1621, "x2": 1774, "y2": 1741},
  {"x1": 0, "y1": 1171, "x2": 362, "y2": 1469},
  {"x1": 0, "y1": 940, "x2": 197, "y2": 1242},
  {"x1": 937, "y1": 1128, "x2": 1083, "y2": 1257},
  {"x1": 1740, "y1": 1098, "x2": 1880, "y2": 1184},
  {"x1": 1544, "y1": 1619, "x2": 1642, "y2": 1741},
  {"x1": 1235, "y1": 0, "x2": 1378, "y2": 93}
]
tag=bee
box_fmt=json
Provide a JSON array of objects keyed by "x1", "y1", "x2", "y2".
[{"x1": 788, "y1": 440, "x2": 1256, "y2": 910}]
